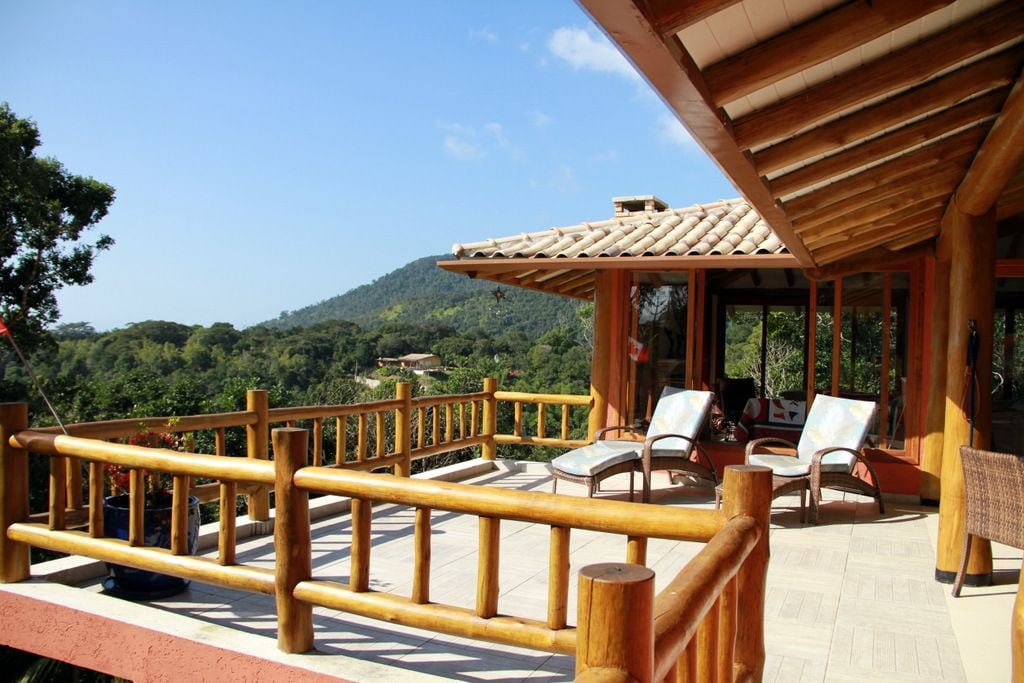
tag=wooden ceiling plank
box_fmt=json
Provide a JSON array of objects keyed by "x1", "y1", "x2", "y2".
[
  {"x1": 805, "y1": 197, "x2": 950, "y2": 248},
  {"x1": 753, "y1": 46, "x2": 1024, "y2": 174},
  {"x1": 955, "y1": 75, "x2": 1024, "y2": 216},
  {"x1": 794, "y1": 168, "x2": 963, "y2": 236},
  {"x1": 997, "y1": 168, "x2": 1024, "y2": 220},
  {"x1": 884, "y1": 229, "x2": 941, "y2": 252},
  {"x1": 732, "y1": 1, "x2": 1024, "y2": 149},
  {"x1": 790, "y1": 163, "x2": 968, "y2": 229},
  {"x1": 805, "y1": 244, "x2": 933, "y2": 281},
  {"x1": 576, "y1": 0, "x2": 812, "y2": 264},
  {"x1": 769, "y1": 89, "x2": 1007, "y2": 198},
  {"x1": 704, "y1": 0, "x2": 954, "y2": 106},
  {"x1": 780, "y1": 130, "x2": 984, "y2": 219},
  {"x1": 639, "y1": 0, "x2": 744, "y2": 35}
]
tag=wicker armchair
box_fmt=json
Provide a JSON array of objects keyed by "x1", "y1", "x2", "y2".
[{"x1": 952, "y1": 446, "x2": 1024, "y2": 597}]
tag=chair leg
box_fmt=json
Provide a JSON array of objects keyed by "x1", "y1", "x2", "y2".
[
  {"x1": 798, "y1": 485, "x2": 807, "y2": 524},
  {"x1": 809, "y1": 486, "x2": 822, "y2": 525},
  {"x1": 587, "y1": 480, "x2": 595, "y2": 498},
  {"x1": 952, "y1": 533, "x2": 974, "y2": 597},
  {"x1": 552, "y1": 476, "x2": 558, "y2": 495},
  {"x1": 628, "y1": 469, "x2": 635, "y2": 503}
]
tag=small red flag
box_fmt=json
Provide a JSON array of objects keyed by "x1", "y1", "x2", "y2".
[{"x1": 0, "y1": 317, "x2": 8, "y2": 336}]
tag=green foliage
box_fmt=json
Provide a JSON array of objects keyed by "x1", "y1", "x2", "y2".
[
  {"x1": 0, "y1": 103, "x2": 115, "y2": 351},
  {"x1": 263, "y1": 255, "x2": 581, "y2": 338}
]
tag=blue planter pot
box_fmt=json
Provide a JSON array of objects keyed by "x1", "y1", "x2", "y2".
[{"x1": 102, "y1": 493, "x2": 201, "y2": 599}]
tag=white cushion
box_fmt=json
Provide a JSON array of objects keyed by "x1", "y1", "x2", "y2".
[
  {"x1": 647, "y1": 387, "x2": 713, "y2": 455},
  {"x1": 748, "y1": 453, "x2": 852, "y2": 477},
  {"x1": 551, "y1": 441, "x2": 640, "y2": 477}
]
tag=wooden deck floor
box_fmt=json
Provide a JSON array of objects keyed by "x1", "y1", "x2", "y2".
[{"x1": 17, "y1": 460, "x2": 1023, "y2": 681}]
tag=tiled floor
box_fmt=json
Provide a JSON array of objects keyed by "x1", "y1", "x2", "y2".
[{"x1": 77, "y1": 461, "x2": 1019, "y2": 682}]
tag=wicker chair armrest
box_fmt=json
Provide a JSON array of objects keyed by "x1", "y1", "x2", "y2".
[
  {"x1": 595, "y1": 425, "x2": 643, "y2": 441},
  {"x1": 744, "y1": 436, "x2": 798, "y2": 461},
  {"x1": 640, "y1": 433, "x2": 718, "y2": 485},
  {"x1": 810, "y1": 446, "x2": 882, "y2": 484}
]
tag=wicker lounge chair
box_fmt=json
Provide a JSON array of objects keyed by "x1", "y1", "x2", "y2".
[
  {"x1": 953, "y1": 446, "x2": 1024, "y2": 597},
  {"x1": 717, "y1": 394, "x2": 882, "y2": 523},
  {"x1": 550, "y1": 387, "x2": 715, "y2": 503}
]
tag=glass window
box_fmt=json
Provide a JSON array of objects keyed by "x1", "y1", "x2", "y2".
[{"x1": 627, "y1": 276, "x2": 688, "y2": 424}]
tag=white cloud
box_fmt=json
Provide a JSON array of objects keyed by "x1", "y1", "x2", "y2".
[
  {"x1": 484, "y1": 122, "x2": 508, "y2": 147},
  {"x1": 443, "y1": 135, "x2": 484, "y2": 161},
  {"x1": 548, "y1": 26, "x2": 639, "y2": 82},
  {"x1": 470, "y1": 26, "x2": 498, "y2": 43},
  {"x1": 550, "y1": 164, "x2": 579, "y2": 193},
  {"x1": 528, "y1": 110, "x2": 552, "y2": 128},
  {"x1": 656, "y1": 114, "x2": 698, "y2": 150}
]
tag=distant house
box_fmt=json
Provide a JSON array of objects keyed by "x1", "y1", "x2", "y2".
[{"x1": 377, "y1": 353, "x2": 442, "y2": 373}]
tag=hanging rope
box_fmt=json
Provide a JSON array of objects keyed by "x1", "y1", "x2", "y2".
[{"x1": 0, "y1": 318, "x2": 68, "y2": 434}]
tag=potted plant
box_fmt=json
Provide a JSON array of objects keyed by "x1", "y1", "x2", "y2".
[{"x1": 102, "y1": 424, "x2": 201, "y2": 600}]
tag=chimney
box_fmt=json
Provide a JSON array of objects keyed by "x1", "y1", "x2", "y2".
[{"x1": 613, "y1": 195, "x2": 668, "y2": 217}]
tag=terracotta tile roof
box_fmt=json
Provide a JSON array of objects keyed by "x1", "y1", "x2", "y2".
[{"x1": 451, "y1": 199, "x2": 787, "y2": 259}]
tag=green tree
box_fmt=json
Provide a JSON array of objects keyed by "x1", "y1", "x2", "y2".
[{"x1": 0, "y1": 103, "x2": 115, "y2": 349}]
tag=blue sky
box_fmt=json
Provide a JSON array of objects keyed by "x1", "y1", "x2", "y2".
[{"x1": 1, "y1": 2, "x2": 734, "y2": 331}]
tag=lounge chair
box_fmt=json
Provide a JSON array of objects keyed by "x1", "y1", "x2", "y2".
[
  {"x1": 953, "y1": 446, "x2": 1024, "y2": 597},
  {"x1": 550, "y1": 387, "x2": 715, "y2": 503},
  {"x1": 718, "y1": 394, "x2": 883, "y2": 523}
]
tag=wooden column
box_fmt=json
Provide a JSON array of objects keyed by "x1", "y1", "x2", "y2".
[
  {"x1": 575, "y1": 562, "x2": 654, "y2": 681},
  {"x1": 246, "y1": 389, "x2": 270, "y2": 521},
  {"x1": 588, "y1": 272, "x2": 613, "y2": 440},
  {"x1": 394, "y1": 382, "x2": 412, "y2": 477},
  {"x1": 0, "y1": 403, "x2": 30, "y2": 583},
  {"x1": 935, "y1": 205, "x2": 996, "y2": 584},
  {"x1": 481, "y1": 378, "x2": 498, "y2": 460},
  {"x1": 722, "y1": 465, "x2": 772, "y2": 682},
  {"x1": 272, "y1": 427, "x2": 314, "y2": 653},
  {"x1": 921, "y1": 256, "x2": 951, "y2": 503}
]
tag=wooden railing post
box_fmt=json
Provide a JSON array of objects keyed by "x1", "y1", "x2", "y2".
[
  {"x1": 395, "y1": 382, "x2": 412, "y2": 477},
  {"x1": 722, "y1": 465, "x2": 772, "y2": 682},
  {"x1": 482, "y1": 378, "x2": 498, "y2": 461},
  {"x1": 576, "y1": 562, "x2": 654, "y2": 681},
  {"x1": 246, "y1": 389, "x2": 270, "y2": 521},
  {"x1": 0, "y1": 403, "x2": 30, "y2": 583},
  {"x1": 272, "y1": 427, "x2": 313, "y2": 653}
]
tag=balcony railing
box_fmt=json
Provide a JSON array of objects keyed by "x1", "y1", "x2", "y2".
[{"x1": 0, "y1": 381, "x2": 771, "y2": 681}]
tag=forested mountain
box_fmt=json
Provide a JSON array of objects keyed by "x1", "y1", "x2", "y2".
[{"x1": 264, "y1": 255, "x2": 580, "y2": 338}]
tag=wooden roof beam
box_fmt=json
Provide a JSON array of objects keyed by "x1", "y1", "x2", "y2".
[
  {"x1": 794, "y1": 168, "x2": 964, "y2": 237},
  {"x1": 638, "y1": 0, "x2": 744, "y2": 35},
  {"x1": 704, "y1": 0, "x2": 954, "y2": 106},
  {"x1": 805, "y1": 196, "x2": 950, "y2": 248},
  {"x1": 753, "y1": 46, "x2": 1024, "y2": 175},
  {"x1": 814, "y1": 207, "x2": 945, "y2": 263},
  {"x1": 955, "y1": 75, "x2": 1024, "y2": 216},
  {"x1": 805, "y1": 244, "x2": 933, "y2": 281},
  {"x1": 780, "y1": 128, "x2": 984, "y2": 219},
  {"x1": 769, "y1": 89, "x2": 1006, "y2": 198},
  {"x1": 732, "y1": 1, "x2": 1024, "y2": 149},
  {"x1": 790, "y1": 163, "x2": 969, "y2": 229},
  {"x1": 576, "y1": 0, "x2": 811, "y2": 264}
]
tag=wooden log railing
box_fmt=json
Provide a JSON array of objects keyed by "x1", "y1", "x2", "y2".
[
  {"x1": 1, "y1": 409, "x2": 771, "y2": 682},
  {"x1": 493, "y1": 389, "x2": 593, "y2": 449}
]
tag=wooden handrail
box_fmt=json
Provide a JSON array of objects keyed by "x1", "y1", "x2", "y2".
[
  {"x1": 494, "y1": 390, "x2": 593, "y2": 406},
  {"x1": 268, "y1": 398, "x2": 403, "y2": 423},
  {"x1": 30, "y1": 410, "x2": 257, "y2": 439},
  {"x1": 291, "y1": 466, "x2": 723, "y2": 541}
]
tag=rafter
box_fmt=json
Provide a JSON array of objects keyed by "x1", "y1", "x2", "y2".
[
  {"x1": 791, "y1": 163, "x2": 968, "y2": 230},
  {"x1": 813, "y1": 206, "x2": 945, "y2": 263},
  {"x1": 997, "y1": 166, "x2": 1024, "y2": 220},
  {"x1": 769, "y1": 89, "x2": 1006, "y2": 198},
  {"x1": 804, "y1": 244, "x2": 933, "y2": 281},
  {"x1": 639, "y1": 0, "x2": 743, "y2": 35},
  {"x1": 807, "y1": 198, "x2": 949, "y2": 249},
  {"x1": 731, "y1": 1, "x2": 1024, "y2": 150},
  {"x1": 753, "y1": 46, "x2": 1023, "y2": 175},
  {"x1": 780, "y1": 129, "x2": 984, "y2": 219},
  {"x1": 704, "y1": 0, "x2": 953, "y2": 106},
  {"x1": 794, "y1": 168, "x2": 964, "y2": 236},
  {"x1": 955, "y1": 75, "x2": 1024, "y2": 216}
]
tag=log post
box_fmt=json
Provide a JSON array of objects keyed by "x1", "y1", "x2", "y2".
[
  {"x1": 481, "y1": 378, "x2": 498, "y2": 461},
  {"x1": 547, "y1": 526, "x2": 570, "y2": 630},
  {"x1": 246, "y1": 389, "x2": 270, "y2": 521},
  {"x1": 722, "y1": 465, "x2": 772, "y2": 681},
  {"x1": 1014, "y1": 575, "x2": 1024, "y2": 683},
  {"x1": 575, "y1": 562, "x2": 654, "y2": 681},
  {"x1": 476, "y1": 516, "x2": 500, "y2": 617},
  {"x1": 0, "y1": 403, "x2": 30, "y2": 583},
  {"x1": 588, "y1": 273, "x2": 613, "y2": 440},
  {"x1": 395, "y1": 382, "x2": 412, "y2": 477},
  {"x1": 219, "y1": 481, "x2": 237, "y2": 565},
  {"x1": 272, "y1": 427, "x2": 314, "y2": 654},
  {"x1": 936, "y1": 204, "x2": 995, "y2": 584},
  {"x1": 921, "y1": 256, "x2": 951, "y2": 503}
]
